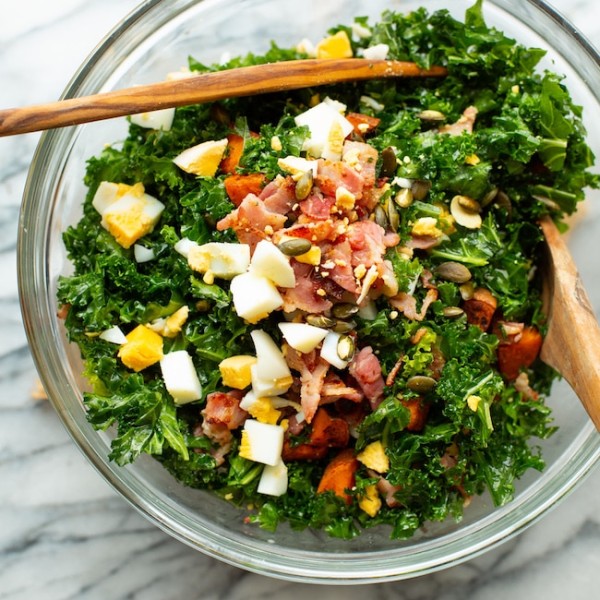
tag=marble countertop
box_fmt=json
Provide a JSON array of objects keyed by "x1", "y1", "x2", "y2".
[{"x1": 1, "y1": 1, "x2": 599, "y2": 598}]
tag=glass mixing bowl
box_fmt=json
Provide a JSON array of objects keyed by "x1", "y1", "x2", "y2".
[{"x1": 18, "y1": 0, "x2": 600, "y2": 583}]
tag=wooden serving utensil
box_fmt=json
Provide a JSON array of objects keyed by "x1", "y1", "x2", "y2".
[
  {"x1": 0, "y1": 58, "x2": 446, "y2": 137},
  {"x1": 540, "y1": 215, "x2": 600, "y2": 430}
]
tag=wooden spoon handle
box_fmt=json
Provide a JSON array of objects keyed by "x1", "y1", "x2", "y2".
[
  {"x1": 540, "y1": 216, "x2": 600, "y2": 430},
  {"x1": 0, "y1": 59, "x2": 446, "y2": 137}
]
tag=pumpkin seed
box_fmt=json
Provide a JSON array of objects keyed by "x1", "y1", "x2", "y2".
[
  {"x1": 306, "y1": 314, "x2": 336, "y2": 328},
  {"x1": 417, "y1": 109, "x2": 446, "y2": 122},
  {"x1": 442, "y1": 306, "x2": 465, "y2": 318},
  {"x1": 456, "y1": 195, "x2": 482, "y2": 214},
  {"x1": 481, "y1": 187, "x2": 499, "y2": 207},
  {"x1": 434, "y1": 261, "x2": 472, "y2": 284},
  {"x1": 411, "y1": 179, "x2": 431, "y2": 201},
  {"x1": 494, "y1": 190, "x2": 512, "y2": 214},
  {"x1": 374, "y1": 205, "x2": 389, "y2": 229},
  {"x1": 195, "y1": 300, "x2": 211, "y2": 312},
  {"x1": 450, "y1": 195, "x2": 482, "y2": 229},
  {"x1": 294, "y1": 170, "x2": 313, "y2": 201},
  {"x1": 394, "y1": 187, "x2": 414, "y2": 208},
  {"x1": 406, "y1": 375, "x2": 437, "y2": 393},
  {"x1": 277, "y1": 237, "x2": 312, "y2": 256},
  {"x1": 384, "y1": 196, "x2": 400, "y2": 232},
  {"x1": 380, "y1": 146, "x2": 398, "y2": 178},
  {"x1": 332, "y1": 319, "x2": 356, "y2": 334},
  {"x1": 331, "y1": 303, "x2": 360, "y2": 319},
  {"x1": 337, "y1": 334, "x2": 355, "y2": 361}
]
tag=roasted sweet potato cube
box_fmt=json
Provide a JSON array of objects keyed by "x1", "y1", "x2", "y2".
[
  {"x1": 497, "y1": 326, "x2": 543, "y2": 380},
  {"x1": 401, "y1": 397, "x2": 430, "y2": 432},
  {"x1": 224, "y1": 173, "x2": 268, "y2": 206},
  {"x1": 317, "y1": 448, "x2": 359, "y2": 505}
]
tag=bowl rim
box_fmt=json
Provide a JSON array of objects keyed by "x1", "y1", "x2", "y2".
[{"x1": 17, "y1": 0, "x2": 600, "y2": 583}]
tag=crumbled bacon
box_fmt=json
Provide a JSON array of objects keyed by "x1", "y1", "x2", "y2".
[
  {"x1": 438, "y1": 105, "x2": 478, "y2": 136},
  {"x1": 201, "y1": 391, "x2": 247, "y2": 430},
  {"x1": 389, "y1": 288, "x2": 438, "y2": 321},
  {"x1": 320, "y1": 372, "x2": 364, "y2": 404},
  {"x1": 216, "y1": 194, "x2": 286, "y2": 251},
  {"x1": 385, "y1": 354, "x2": 404, "y2": 387},
  {"x1": 348, "y1": 346, "x2": 385, "y2": 410},
  {"x1": 514, "y1": 372, "x2": 540, "y2": 401},
  {"x1": 316, "y1": 158, "x2": 364, "y2": 199},
  {"x1": 299, "y1": 190, "x2": 336, "y2": 221},
  {"x1": 342, "y1": 140, "x2": 378, "y2": 188},
  {"x1": 347, "y1": 220, "x2": 390, "y2": 268},
  {"x1": 322, "y1": 239, "x2": 359, "y2": 294},
  {"x1": 368, "y1": 470, "x2": 402, "y2": 508},
  {"x1": 281, "y1": 261, "x2": 332, "y2": 314},
  {"x1": 260, "y1": 175, "x2": 297, "y2": 215},
  {"x1": 283, "y1": 345, "x2": 330, "y2": 424}
]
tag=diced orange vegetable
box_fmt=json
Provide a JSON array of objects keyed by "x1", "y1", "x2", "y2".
[
  {"x1": 282, "y1": 439, "x2": 328, "y2": 461},
  {"x1": 400, "y1": 397, "x2": 430, "y2": 432},
  {"x1": 309, "y1": 408, "x2": 349, "y2": 448},
  {"x1": 219, "y1": 133, "x2": 245, "y2": 174},
  {"x1": 497, "y1": 325, "x2": 543, "y2": 380},
  {"x1": 317, "y1": 448, "x2": 359, "y2": 505},
  {"x1": 463, "y1": 288, "x2": 498, "y2": 331},
  {"x1": 224, "y1": 173, "x2": 268, "y2": 206},
  {"x1": 346, "y1": 112, "x2": 381, "y2": 136}
]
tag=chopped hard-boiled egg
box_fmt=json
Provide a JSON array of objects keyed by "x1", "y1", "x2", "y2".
[
  {"x1": 174, "y1": 237, "x2": 198, "y2": 258},
  {"x1": 358, "y1": 484, "x2": 382, "y2": 517},
  {"x1": 92, "y1": 181, "x2": 165, "y2": 249},
  {"x1": 362, "y1": 43, "x2": 390, "y2": 61},
  {"x1": 219, "y1": 355, "x2": 257, "y2": 389},
  {"x1": 249, "y1": 240, "x2": 295, "y2": 288},
  {"x1": 315, "y1": 30, "x2": 353, "y2": 59},
  {"x1": 278, "y1": 322, "x2": 328, "y2": 353},
  {"x1": 99, "y1": 325, "x2": 127, "y2": 345},
  {"x1": 294, "y1": 244, "x2": 321, "y2": 266},
  {"x1": 239, "y1": 419, "x2": 284, "y2": 466},
  {"x1": 188, "y1": 242, "x2": 250, "y2": 279},
  {"x1": 294, "y1": 100, "x2": 353, "y2": 158},
  {"x1": 249, "y1": 330, "x2": 293, "y2": 397},
  {"x1": 133, "y1": 244, "x2": 155, "y2": 263},
  {"x1": 118, "y1": 324, "x2": 164, "y2": 371},
  {"x1": 173, "y1": 138, "x2": 228, "y2": 176},
  {"x1": 321, "y1": 119, "x2": 346, "y2": 162},
  {"x1": 357, "y1": 440, "x2": 389, "y2": 473},
  {"x1": 230, "y1": 272, "x2": 283, "y2": 323},
  {"x1": 320, "y1": 331, "x2": 350, "y2": 370},
  {"x1": 130, "y1": 107, "x2": 175, "y2": 131},
  {"x1": 257, "y1": 459, "x2": 288, "y2": 496},
  {"x1": 277, "y1": 156, "x2": 318, "y2": 179},
  {"x1": 160, "y1": 350, "x2": 202, "y2": 404},
  {"x1": 239, "y1": 391, "x2": 281, "y2": 424},
  {"x1": 162, "y1": 305, "x2": 189, "y2": 338}
]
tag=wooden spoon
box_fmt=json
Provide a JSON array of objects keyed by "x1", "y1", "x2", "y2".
[
  {"x1": 540, "y1": 215, "x2": 600, "y2": 430},
  {"x1": 0, "y1": 58, "x2": 446, "y2": 137}
]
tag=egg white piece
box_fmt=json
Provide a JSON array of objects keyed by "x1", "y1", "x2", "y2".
[
  {"x1": 249, "y1": 240, "x2": 295, "y2": 288},
  {"x1": 172, "y1": 138, "x2": 228, "y2": 177},
  {"x1": 278, "y1": 322, "x2": 328, "y2": 353},
  {"x1": 92, "y1": 181, "x2": 120, "y2": 215},
  {"x1": 160, "y1": 350, "x2": 202, "y2": 405},
  {"x1": 277, "y1": 155, "x2": 318, "y2": 178},
  {"x1": 320, "y1": 331, "x2": 350, "y2": 369},
  {"x1": 294, "y1": 101, "x2": 353, "y2": 158},
  {"x1": 133, "y1": 244, "x2": 155, "y2": 263},
  {"x1": 130, "y1": 107, "x2": 175, "y2": 131},
  {"x1": 188, "y1": 242, "x2": 250, "y2": 279},
  {"x1": 362, "y1": 43, "x2": 389, "y2": 60},
  {"x1": 257, "y1": 459, "x2": 288, "y2": 496},
  {"x1": 230, "y1": 272, "x2": 283, "y2": 323},
  {"x1": 240, "y1": 419, "x2": 284, "y2": 466},
  {"x1": 251, "y1": 330, "x2": 293, "y2": 382},
  {"x1": 250, "y1": 364, "x2": 292, "y2": 397},
  {"x1": 174, "y1": 237, "x2": 198, "y2": 258},
  {"x1": 99, "y1": 325, "x2": 127, "y2": 345}
]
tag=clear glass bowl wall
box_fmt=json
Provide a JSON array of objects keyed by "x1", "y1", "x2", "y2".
[{"x1": 18, "y1": 0, "x2": 600, "y2": 583}]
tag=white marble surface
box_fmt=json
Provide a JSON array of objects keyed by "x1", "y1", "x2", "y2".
[{"x1": 1, "y1": 1, "x2": 599, "y2": 598}]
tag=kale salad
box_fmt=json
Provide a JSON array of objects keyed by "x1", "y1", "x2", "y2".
[{"x1": 57, "y1": 1, "x2": 598, "y2": 539}]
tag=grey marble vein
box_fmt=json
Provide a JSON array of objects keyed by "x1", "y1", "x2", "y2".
[{"x1": 0, "y1": 1, "x2": 599, "y2": 599}]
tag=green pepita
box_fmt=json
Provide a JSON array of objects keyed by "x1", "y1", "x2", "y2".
[
  {"x1": 278, "y1": 237, "x2": 313, "y2": 257},
  {"x1": 434, "y1": 261, "x2": 472, "y2": 284},
  {"x1": 305, "y1": 314, "x2": 336, "y2": 328},
  {"x1": 295, "y1": 170, "x2": 313, "y2": 201},
  {"x1": 380, "y1": 146, "x2": 398, "y2": 178},
  {"x1": 331, "y1": 303, "x2": 360, "y2": 319},
  {"x1": 406, "y1": 375, "x2": 437, "y2": 393},
  {"x1": 337, "y1": 334, "x2": 355, "y2": 361}
]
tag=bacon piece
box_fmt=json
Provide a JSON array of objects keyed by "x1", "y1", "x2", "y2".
[
  {"x1": 438, "y1": 105, "x2": 478, "y2": 136},
  {"x1": 260, "y1": 175, "x2": 297, "y2": 215},
  {"x1": 283, "y1": 345, "x2": 330, "y2": 424},
  {"x1": 316, "y1": 158, "x2": 364, "y2": 199},
  {"x1": 320, "y1": 373, "x2": 364, "y2": 403},
  {"x1": 389, "y1": 288, "x2": 438, "y2": 321},
  {"x1": 342, "y1": 140, "x2": 378, "y2": 189},
  {"x1": 322, "y1": 239, "x2": 359, "y2": 294},
  {"x1": 513, "y1": 372, "x2": 540, "y2": 401},
  {"x1": 224, "y1": 173, "x2": 268, "y2": 206},
  {"x1": 368, "y1": 470, "x2": 402, "y2": 508},
  {"x1": 216, "y1": 193, "x2": 286, "y2": 251},
  {"x1": 346, "y1": 112, "x2": 381, "y2": 136},
  {"x1": 347, "y1": 220, "x2": 389, "y2": 268},
  {"x1": 281, "y1": 261, "x2": 332, "y2": 314},
  {"x1": 406, "y1": 234, "x2": 443, "y2": 250},
  {"x1": 386, "y1": 354, "x2": 404, "y2": 387},
  {"x1": 201, "y1": 390, "x2": 247, "y2": 430},
  {"x1": 299, "y1": 190, "x2": 336, "y2": 221},
  {"x1": 348, "y1": 346, "x2": 385, "y2": 410}
]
